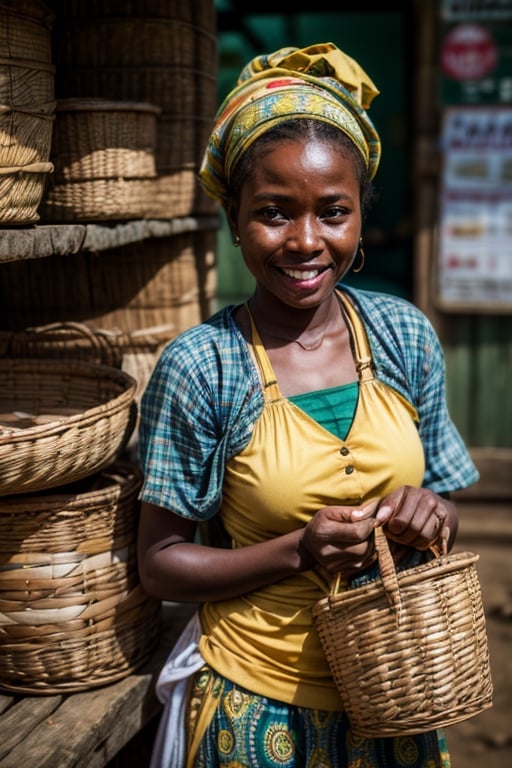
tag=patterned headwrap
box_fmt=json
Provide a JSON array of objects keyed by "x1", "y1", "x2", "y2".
[{"x1": 199, "y1": 42, "x2": 381, "y2": 204}]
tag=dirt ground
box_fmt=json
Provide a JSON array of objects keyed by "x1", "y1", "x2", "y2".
[{"x1": 445, "y1": 502, "x2": 512, "y2": 768}]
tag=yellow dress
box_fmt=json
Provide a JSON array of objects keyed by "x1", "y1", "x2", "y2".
[{"x1": 199, "y1": 292, "x2": 425, "y2": 711}]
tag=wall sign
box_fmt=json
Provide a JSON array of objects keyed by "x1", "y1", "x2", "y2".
[{"x1": 437, "y1": 106, "x2": 512, "y2": 310}]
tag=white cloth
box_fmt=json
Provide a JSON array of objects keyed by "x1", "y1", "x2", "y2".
[{"x1": 149, "y1": 611, "x2": 204, "y2": 768}]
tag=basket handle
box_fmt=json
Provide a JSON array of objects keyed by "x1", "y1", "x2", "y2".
[
  {"x1": 7, "y1": 322, "x2": 123, "y2": 369},
  {"x1": 373, "y1": 525, "x2": 402, "y2": 619},
  {"x1": 347, "y1": 525, "x2": 448, "y2": 625}
]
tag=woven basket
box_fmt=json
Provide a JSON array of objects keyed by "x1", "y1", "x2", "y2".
[
  {"x1": 42, "y1": 176, "x2": 156, "y2": 222},
  {"x1": 51, "y1": 1, "x2": 217, "y2": 217},
  {"x1": 312, "y1": 526, "x2": 493, "y2": 737},
  {"x1": 0, "y1": 57, "x2": 55, "y2": 112},
  {"x1": 0, "y1": 2, "x2": 56, "y2": 224},
  {"x1": 0, "y1": 229, "x2": 217, "y2": 332},
  {"x1": 0, "y1": 1, "x2": 55, "y2": 63},
  {"x1": 50, "y1": 98, "x2": 160, "y2": 181},
  {"x1": 42, "y1": 99, "x2": 160, "y2": 222},
  {"x1": 0, "y1": 358, "x2": 137, "y2": 495},
  {"x1": 3, "y1": 320, "x2": 174, "y2": 401},
  {"x1": 56, "y1": 17, "x2": 216, "y2": 69},
  {"x1": 0, "y1": 161, "x2": 53, "y2": 225},
  {"x1": 0, "y1": 462, "x2": 161, "y2": 693}
]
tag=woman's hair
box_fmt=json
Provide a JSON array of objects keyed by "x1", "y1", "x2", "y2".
[{"x1": 227, "y1": 119, "x2": 376, "y2": 219}]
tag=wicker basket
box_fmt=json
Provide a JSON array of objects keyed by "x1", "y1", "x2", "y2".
[
  {"x1": 312, "y1": 526, "x2": 493, "y2": 737},
  {"x1": 0, "y1": 161, "x2": 53, "y2": 225},
  {"x1": 0, "y1": 462, "x2": 161, "y2": 693},
  {"x1": 3, "y1": 319, "x2": 174, "y2": 401},
  {"x1": 0, "y1": 1, "x2": 55, "y2": 224},
  {"x1": 0, "y1": 358, "x2": 137, "y2": 495},
  {"x1": 51, "y1": 1, "x2": 217, "y2": 218},
  {"x1": 0, "y1": 1, "x2": 55, "y2": 63},
  {"x1": 0, "y1": 229, "x2": 217, "y2": 333},
  {"x1": 42, "y1": 99, "x2": 160, "y2": 222},
  {"x1": 50, "y1": 98, "x2": 160, "y2": 180}
]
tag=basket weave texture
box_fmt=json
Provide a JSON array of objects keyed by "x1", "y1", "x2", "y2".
[
  {"x1": 0, "y1": 0, "x2": 55, "y2": 224},
  {"x1": 0, "y1": 462, "x2": 161, "y2": 693},
  {"x1": 312, "y1": 527, "x2": 493, "y2": 737},
  {"x1": 43, "y1": 98, "x2": 160, "y2": 221},
  {"x1": 0, "y1": 358, "x2": 137, "y2": 496},
  {"x1": 52, "y1": 0, "x2": 217, "y2": 217}
]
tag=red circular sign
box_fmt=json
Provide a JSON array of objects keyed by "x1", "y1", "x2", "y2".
[{"x1": 441, "y1": 24, "x2": 498, "y2": 81}]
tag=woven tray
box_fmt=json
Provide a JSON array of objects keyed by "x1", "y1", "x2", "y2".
[
  {"x1": 312, "y1": 526, "x2": 493, "y2": 737},
  {"x1": 0, "y1": 462, "x2": 161, "y2": 693},
  {"x1": 0, "y1": 358, "x2": 137, "y2": 495}
]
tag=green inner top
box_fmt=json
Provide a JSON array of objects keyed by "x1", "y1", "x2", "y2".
[{"x1": 288, "y1": 381, "x2": 359, "y2": 441}]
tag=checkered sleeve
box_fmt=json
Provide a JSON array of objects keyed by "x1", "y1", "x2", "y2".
[{"x1": 138, "y1": 309, "x2": 262, "y2": 520}]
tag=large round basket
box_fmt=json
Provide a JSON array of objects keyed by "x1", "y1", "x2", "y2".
[
  {"x1": 312, "y1": 526, "x2": 493, "y2": 737},
  {"x1": 0, "y1": 358, "x2": 137, "y2": 495},
  {"x1": 0, "y1": 462, "x2": 161, "y2": 693}
]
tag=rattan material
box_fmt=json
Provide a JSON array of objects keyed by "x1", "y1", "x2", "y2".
[
  {"x1": 0, "y1": 162, "x2": 53, "y2": 225},
  {"x1": 0, "y1": 58, "x2": 55, "y2": 111},
  {"x1": 0, "y1": 229, "x2": 217, "y2": 332},
  {"x1": 0, "y1": 1, "x2": 55, "y2": 224},
  {"x1": 43, "y1": 99, "x2": 160, "y2": 221},
  {"x1": 312, "y1": 526, "x2": 493, "y2": 737},
  {"x1": 42, "y1": 176, "x2": 156, "y2": 222},
  {"x1": 3, "y1": 320, "x2": 174, "y2": 400},
  {"x1": 57, "y1": 18, "x2": 216, "y2": 69},
  {"x1": 5, "y1": 321, "x2": 123, "y2": 368},
  {"x1": 51, "y1": 99, "x2": 160, "y2": 181},
  {"x1": 0, "y1": 463, "x2": 161, "y2": 693},
  {"x1": 0, "y1": 358, "x2": 137, "y2": 495},
  {"x1": 51, "y1": 1, "x2": 217, "y2": 217},
  {"x1": 0, "y1": 1, "x2": 55, "y2": 62}
]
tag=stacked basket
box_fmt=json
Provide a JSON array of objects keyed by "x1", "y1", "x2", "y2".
[
  {"x1": 0, "y1": 354, "x2": 161, "y2": 693},
  {"x1": 0, "y1": 0, "x2": 56, "y2": 224},
  {"x1": 42, "y1": 98, "x2": 161, "y2": 222},
  {"x1": 50, "y1": 0, "x2": 218, "y2": 218}
]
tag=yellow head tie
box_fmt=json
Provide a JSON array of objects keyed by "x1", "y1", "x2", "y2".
[{"x1": 199, "y1": 42, "x2": 381, "y2": 203}]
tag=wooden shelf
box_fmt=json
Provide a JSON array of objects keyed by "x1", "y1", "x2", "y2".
[{"x1": 0, "y1": 215, "x2": 221, "y2": 264}]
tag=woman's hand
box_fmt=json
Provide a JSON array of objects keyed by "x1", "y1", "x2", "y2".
[
  {"x1": 300, "y1": 498, "x2": 380, "y2": 577},
  {"x1": 375, "y1": 486, "x2": 458, "y2": 553}
]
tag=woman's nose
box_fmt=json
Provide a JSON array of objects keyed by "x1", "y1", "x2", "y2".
[{"x1": 285, "y1": 216, "x2": 322, "y2": 252}]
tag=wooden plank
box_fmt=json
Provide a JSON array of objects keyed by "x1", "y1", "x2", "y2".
[
  {"x1": 0, "y1": 216, "x2": 220, "y2": 264},
  {"x1": 0, "y1": 602, "x2": 196, "y2": 768},
  {"x1": 0, "y1": 673, "x2": 159, "y2": 768},
  {"x1": 0, "y1": 696, "x2": 63, "y2": 761},
  {"x1": 0, "y1": 695, "x2": 14, "y2": 716}
]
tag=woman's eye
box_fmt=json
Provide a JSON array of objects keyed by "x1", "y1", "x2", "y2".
[
  {"x1": 260, "y1": 206, "x2": 285, "y2": 221},
  {"x1": 323, "y1": 206, "x2": 347, "y2": 220}
]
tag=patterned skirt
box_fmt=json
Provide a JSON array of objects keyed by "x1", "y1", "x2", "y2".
[{"x1": 187, "y1": 666, "x2": 452, "y2": 768}]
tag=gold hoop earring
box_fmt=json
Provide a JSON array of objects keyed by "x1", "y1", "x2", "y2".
[
  {"x1": 232, "y1": 233, "x2": 240, "y2": 247},
  {"x1": 353, "y1": 238, "x2": 365, "y2": 273}
]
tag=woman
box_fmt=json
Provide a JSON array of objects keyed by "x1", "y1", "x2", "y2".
[{"x1": 137, "y1": 43, "x2": 479, "y2": 768}]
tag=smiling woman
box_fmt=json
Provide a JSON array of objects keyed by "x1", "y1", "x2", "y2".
[{"x1": 136, "y1": 42, "x2": 479, "y2": 768}]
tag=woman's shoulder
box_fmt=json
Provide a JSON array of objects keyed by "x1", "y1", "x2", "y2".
[{"x1": 341, "y1": 285, "x2": 437, "y2": 346}]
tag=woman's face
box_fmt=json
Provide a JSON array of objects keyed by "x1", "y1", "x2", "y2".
[{"x1": 229, "y1": 137, "x2": 363, "y2": 311}]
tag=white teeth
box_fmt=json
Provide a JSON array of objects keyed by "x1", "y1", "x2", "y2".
[{"x1": 284, "y1": 269, "x2": 320, "y2": 280}]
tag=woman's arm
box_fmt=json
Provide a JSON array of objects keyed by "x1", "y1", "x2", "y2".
[{"x1": 137, "y1": 500, "x2": 379, "y2": 603}]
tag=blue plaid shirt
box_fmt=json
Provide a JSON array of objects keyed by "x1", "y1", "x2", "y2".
[{"x1": 139, "y1": 286, "x2": 478, "y2": 519}]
